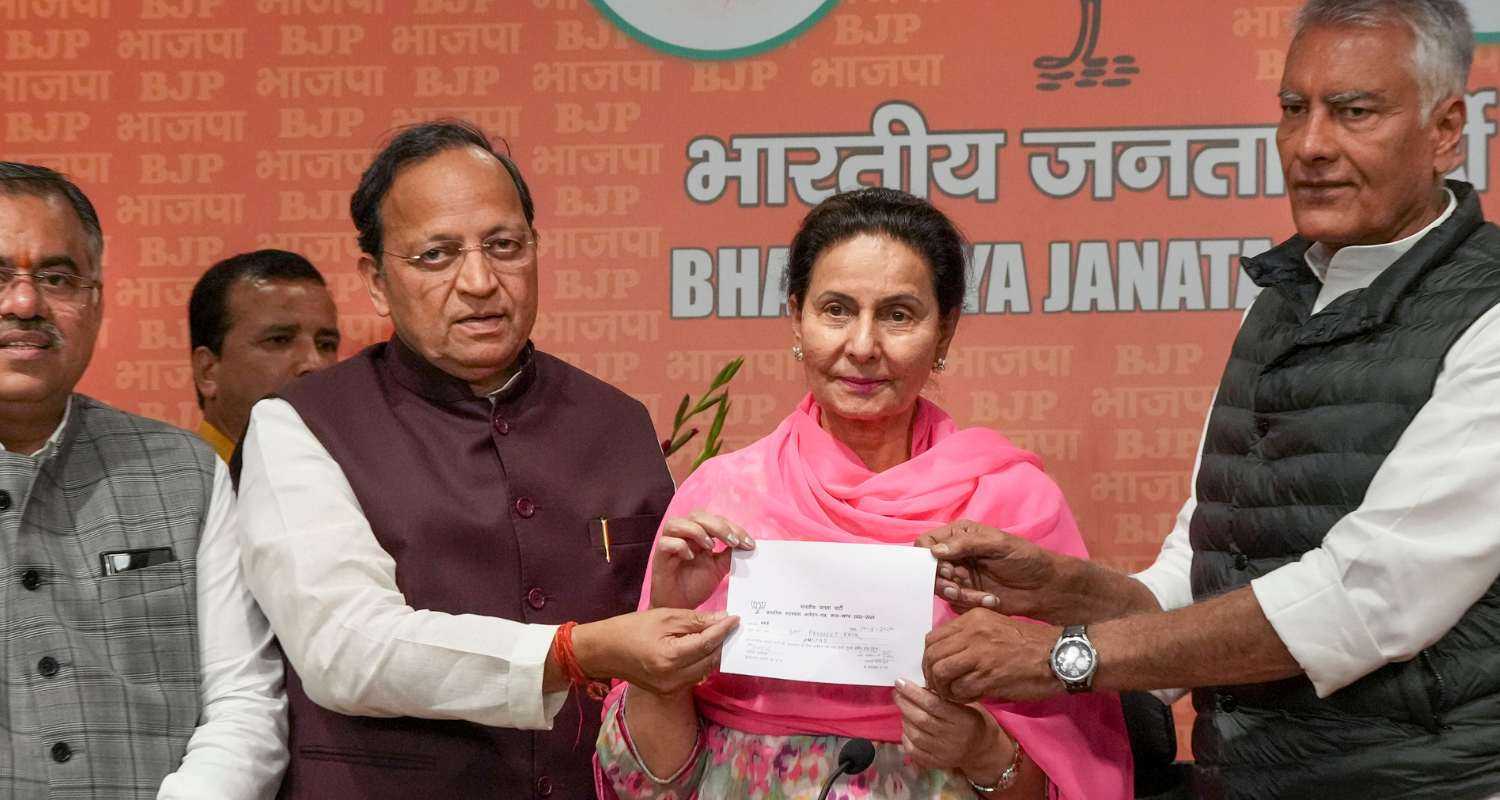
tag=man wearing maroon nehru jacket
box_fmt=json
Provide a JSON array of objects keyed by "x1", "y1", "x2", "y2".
[{"x1": 234, "y1": 121, "x2": 736, "y2": 799}]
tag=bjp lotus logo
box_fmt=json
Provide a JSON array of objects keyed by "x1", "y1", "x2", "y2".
[
  {"x1": 590, "y1": 0, "x2": 836, "y2": 59},
  {"x1": 1032, "y1": 0, "x2": 1140, "y2": 91}
]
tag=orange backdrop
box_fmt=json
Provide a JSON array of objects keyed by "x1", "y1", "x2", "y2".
[{"x1": 4, "y1": 0, "x2": 1497, "y2": 756}]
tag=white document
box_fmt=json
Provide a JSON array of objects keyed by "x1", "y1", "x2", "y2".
[{"x1": 721, "y1": 539, "x2": 938, "y2": 687}]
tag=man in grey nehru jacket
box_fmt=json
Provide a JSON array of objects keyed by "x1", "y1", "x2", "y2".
[{"x1": 0, "y1": 162, "x2": 286, "y2": 798}]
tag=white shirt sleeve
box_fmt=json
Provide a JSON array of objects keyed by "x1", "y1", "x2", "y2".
[
  {"x1": 236, "y1": 398, "x2": 569, "y2": 729},
  {"x1": 1131, "y1": 308, "x2": 1252, "y2": 613},
  {"x1": 157, "y1": 461, "x2": 288, "y2": 800},
  {"x1": 1130, "y1": 399, "x2": 1216, "y2": 613},
  {"x1": 1128, "y1": 400, "x2": 1211, "y2": 707},
  {"x1": 1130, "y1": 498, "x2": 1198, "y2": 613},
  {"x1": 1251, "y1": 303, "x2": 1500, "y2": 696}
]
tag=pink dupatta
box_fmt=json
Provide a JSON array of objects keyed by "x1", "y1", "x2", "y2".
[{"x1": 626, "y1": 395, "x2": 1132, "y2": 799}]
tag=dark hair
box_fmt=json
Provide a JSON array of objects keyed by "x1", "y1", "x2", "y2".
[
  {"x1": 0, "y1": 161, "x2": 104, "y2": 265},
  {"x1": 189, "y1": 249, "x2": 327, "y2": 355},
  {"x1": 350, "y1": 120, "x2": 535, "y2": 258},
  {"x1": 786, "y1": 187, "x2": 967, "y2": 317}
]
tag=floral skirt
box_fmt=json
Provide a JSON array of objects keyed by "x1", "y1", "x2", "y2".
[{"x1": 597, "y1": 699, "x2": 975, "y2": 800}]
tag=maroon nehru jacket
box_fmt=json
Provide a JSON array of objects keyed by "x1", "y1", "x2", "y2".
[{"x1": 274, "y1": 336, "x2": 674, "y2": 799}]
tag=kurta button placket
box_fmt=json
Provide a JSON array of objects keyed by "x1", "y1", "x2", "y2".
[
  {"x1": 514, "y1": 497, "x2": 535, "y2": 518},
  {"x1": 526, "y1": 587, "x2": 547, "y2": 610}
]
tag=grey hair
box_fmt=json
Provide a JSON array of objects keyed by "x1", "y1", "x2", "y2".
[
  {"x1": 1295, "y1": 0, "x2": 1473, "y2": 117},
  {"x1": 0, "y1": 161, "x2": 105, "y2": 270}
]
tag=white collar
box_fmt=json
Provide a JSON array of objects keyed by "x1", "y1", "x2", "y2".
[
  {"x1": 1304, "y1": 188, "x2": 1458, "y2": 283},
  {"x1": 0, "y1": 395, "x2": 72, "y2": 459}
]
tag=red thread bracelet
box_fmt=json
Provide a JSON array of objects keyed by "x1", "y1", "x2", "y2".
[{"x1": 552, "y1": 621, "x2": 609, "y2": 700}]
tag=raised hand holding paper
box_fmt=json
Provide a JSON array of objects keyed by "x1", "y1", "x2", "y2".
[{"x1": 721, "y1": 539, "x2": 938, "y2": 687}]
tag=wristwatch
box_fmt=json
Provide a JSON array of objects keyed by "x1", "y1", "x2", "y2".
[{"x1": 1049, "y1": 625, "x2": 1097, "y2": 693}]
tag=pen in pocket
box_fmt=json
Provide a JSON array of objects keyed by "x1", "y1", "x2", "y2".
[{"x1": 598, "y1": 516, "x2": 611, "y2": 563}]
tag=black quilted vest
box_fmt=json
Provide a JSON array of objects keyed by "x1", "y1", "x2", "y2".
[{"x1": 1188, "y1": 182, "x2": 1500, "y2": 800}]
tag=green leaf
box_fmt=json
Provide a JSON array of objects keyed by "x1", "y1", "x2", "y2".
[
  {"x1": 705, "y1": 398, "x2": 730, "y2": 446},
  {"x1": 690, "y1": 403, "x2": 729, "y2": 471},
  {"x1": 689, "y1": 391, "x2": 726, "y2": 417},
  {"x1": 665, "y1": 427, "x2": 698, "y2": 456},
  {"x1": 709, "y1": 357, "x2": 744, "y2": 391},
  {"x1": 680, "y1": 354, "x2": 744, "y2": 475},
  {"x1": 671, "y1": 393, "x2": 691, "y2": 431}
]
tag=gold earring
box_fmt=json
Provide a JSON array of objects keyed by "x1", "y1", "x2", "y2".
[
  {"x1": 791, "y1": 344, "x2": 804, "y2": 361},
  {"x1": 933, "y1": 356, "x2": 947, "y2": 373}
]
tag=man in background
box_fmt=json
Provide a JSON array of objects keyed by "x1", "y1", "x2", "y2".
[{"x1": 189, "y1": 249, "x2": 340, "y2": 461}]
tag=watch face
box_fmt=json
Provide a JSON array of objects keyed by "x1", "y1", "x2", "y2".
[{"x1": 1054, "y1": 641, "x2": 1094, "y2": 680}]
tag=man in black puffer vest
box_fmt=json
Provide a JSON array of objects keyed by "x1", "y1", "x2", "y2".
[{"x1": 915, "y1": 2, "x2": 1500, "y2": 799}]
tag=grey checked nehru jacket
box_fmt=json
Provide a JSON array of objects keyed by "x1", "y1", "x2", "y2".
[{"x1": 1, "y1": 396, "x2": 212, "y2": 798}]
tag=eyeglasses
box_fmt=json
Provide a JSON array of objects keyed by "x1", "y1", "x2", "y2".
[
  {"x1": 381, "y1": 235, "x2": 537, "y2": 273},
  {"x1": 0, "y1": 267, "x2": 101, "y2": 303}
]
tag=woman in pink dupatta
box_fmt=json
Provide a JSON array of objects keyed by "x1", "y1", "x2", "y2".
[{"x1": 596, "y1": 189, "x2": 1132, "y2": 799}]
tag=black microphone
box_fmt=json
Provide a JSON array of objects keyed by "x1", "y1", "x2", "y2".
[{"x1": 816, "y1": 738, "x2": 876, "y2": 800}]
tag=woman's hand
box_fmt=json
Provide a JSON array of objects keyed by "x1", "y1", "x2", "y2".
[
  {"x1": 649, "y1": 511, "x2": 755, "y2": 610},
  {"x1": 892, "y1": 679, "x2": 1012, "y2": 782}
]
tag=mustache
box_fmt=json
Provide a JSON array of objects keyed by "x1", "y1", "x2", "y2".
[{"x1": 0, "y1": 317, "x2": 65, "y2": 347}]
